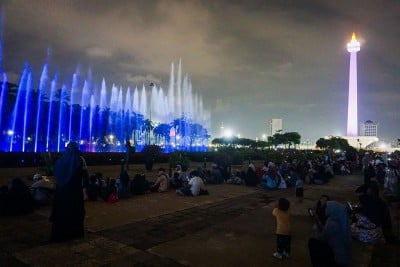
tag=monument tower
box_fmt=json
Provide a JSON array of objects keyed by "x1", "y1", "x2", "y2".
[{"x1": 346, "y1": 32, "x2": 361, "y2": 136}]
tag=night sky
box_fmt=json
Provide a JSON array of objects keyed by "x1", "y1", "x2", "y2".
[{"x1": 1, "y1": 0, "x2": 399, "y2": 143}]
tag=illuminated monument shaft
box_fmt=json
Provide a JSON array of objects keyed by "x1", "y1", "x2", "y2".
[{"x1": 346, "y1": 32, "x2": 360, "y2": 136}]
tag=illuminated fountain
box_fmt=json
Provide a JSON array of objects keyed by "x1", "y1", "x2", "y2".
[{"x1": 0, "y1": 57, "x2": 211, "y2": 152}]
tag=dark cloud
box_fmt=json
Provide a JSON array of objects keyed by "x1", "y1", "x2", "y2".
[{"x1": 1, "y1": 0, "x2": 400, "y2": 142}]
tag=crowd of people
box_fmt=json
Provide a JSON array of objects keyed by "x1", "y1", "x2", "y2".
[{"x1": 0, "y1": 147, "x2": 399, "y2": 266}]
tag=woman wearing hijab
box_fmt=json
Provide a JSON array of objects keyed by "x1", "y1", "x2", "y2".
[
  {"x1": 308, "y1": 201, "x2": 352, "y2": 267},
  {"x1": 50, "y1": 142, "x2": 86, "y2": 242}
]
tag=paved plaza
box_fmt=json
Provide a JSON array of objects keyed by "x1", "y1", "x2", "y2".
[{"x1": 0, "y1": 165, "x2": 399, "y2": 266}]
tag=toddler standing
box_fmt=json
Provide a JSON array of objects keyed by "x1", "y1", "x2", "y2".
[{"x1": 272, "y1": 198, "x2": 291, "y2": 259}]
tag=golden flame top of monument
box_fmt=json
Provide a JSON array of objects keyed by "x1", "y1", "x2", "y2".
[{"x1": 347, "y1": 32, "x2": 361, "y2": 52}]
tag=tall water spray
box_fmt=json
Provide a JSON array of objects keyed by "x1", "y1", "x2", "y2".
[{"x1": 0, "y1": 56, "x2": 211, "y2": 152}]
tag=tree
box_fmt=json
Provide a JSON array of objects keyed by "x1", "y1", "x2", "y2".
[
  {"x1": 153, "y1": 123, "x2": 171, "y2": 145},
  {"x1": 142, "y1": 119, "x2": 154, "y2": 145},
  {"x1": 283, "y1": 132, "x2": 301, "y2": 149},
  {"x1": 316, "y1": 136, "x2": 350, "y2": 151},
  {"x1": 188, "y1": 123, "x2": 206, "y2": 147},
  {"x1": 316, "y1": 138, "x2": 329, "y2": 149}
]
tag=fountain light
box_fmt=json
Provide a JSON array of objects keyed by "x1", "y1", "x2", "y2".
[{"x1": 0, "y1": 28, "x2": 211, "y2": 152}]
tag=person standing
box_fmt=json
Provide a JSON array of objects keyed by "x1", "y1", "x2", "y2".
[
  {"x1": 50, "y1": 142, "x2": 86, "y2": 242},
  {"x1": 272, "y1": 198, "x2": 291, "y2": 260},
  {"x1": 124, "y1": 140, "x2": 135, "y2": 170},
  {"x1": 308, "y1": 201, "x2": 352, "y2": 267}
]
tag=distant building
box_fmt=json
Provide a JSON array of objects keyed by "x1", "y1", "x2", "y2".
[
  {"x1": 269, "y1": 118, "x2": 283, "y2": 136},
  {"x1": 360, "y1": 120, "x2": 378, "y2": 137}
]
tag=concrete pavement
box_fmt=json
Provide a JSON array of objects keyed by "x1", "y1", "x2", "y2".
[{"x1": 0, "y1": 168, "x2": 398, "y2": 267}]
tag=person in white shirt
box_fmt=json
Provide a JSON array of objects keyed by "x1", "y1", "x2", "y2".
[{"x1": 176, "y1": 170, "x2": 207, "y2": 196}]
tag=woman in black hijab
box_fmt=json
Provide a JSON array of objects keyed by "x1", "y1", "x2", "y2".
[{"x1": 50, "y1": 142, "x2": 86, "y2": 242}]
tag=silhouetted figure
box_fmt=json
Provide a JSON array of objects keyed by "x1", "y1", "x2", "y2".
[
  {"x1": 125, "y1": 141, "x2": 135, "y2": 170},
  {"x1": 130, "y1": 174, "x2": 148, "y2": 195},
  {"x1": 245, "y1": 165, "x2": 258, "y2": 186},
  {"x1": 117, "y1": 163, "x2": 131, "y2": 198},
  {"x1": 50, "y1": 142, "x2": 86, "y2": 242},
  {"x1": 308, "y1": 201, "x2": 351, "y2": 267},
  {"x1": 1, "y1": 178, "x2": 34, "y2": 216}
]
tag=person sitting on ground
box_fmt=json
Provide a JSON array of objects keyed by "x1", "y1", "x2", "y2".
[
  {"x1": 260, "y1": 164, "x2": 282, "y2": 190},
  {"x1": 130, "y1": 173, "x2": 149, "y2": 195},
  {"x1": 324, "y1": 161, "x2": 335, "y2": 178},
  {"x1": 102, "y1": 177, "x2": 118, "y2": 202},
  {"x1": 279, "y1": 161, "x2": 290, "y2": 181},
  {"x1": 340, "y1": 163, "x2": 350, "y2": 175},
  {"x1": 86, "y1": 174, "x2": 101, "y2": 201},
  {"x1": 244, "y1": 163, "x2": 258, "y2": 186},
  {"x1": 176, "y1": 170, "x2": 208, "y2": 196},
  {"x1": 308, "y1": 201, "x2": 352, "y2": 267},
  {"x1": 179, "y1": 165, "x2": 189, "y2": 182},
  {"x1": 117, "y1": 165, "x2": 131, "y2": 199},
  {"x1": 1, "y1": 177, "x2": 35, "y2": 216},
  {"x1": 312, "y1": 162, "x2": 328, "y2": 185},
  {"x1": 31, "y1": 173, "x2": 55, "y2": 206},
  {"x1": 260, "y1": 169, "x2": 276, "y2": 190},
  {"x1": 150, "y1": 168, "x2": 169, "y2": 193},
  {"x1": 305, "y1": 164, "x2": 316, "y2": 184},
  {"x1": 278, "y1": 174, "x2": 287, "y2": 189},
  {"x1": 170, "y1": 165, "x2": 188, "y2": 188},
  {"x1": 367, "y1": 182, "x2": 394, "y2": 242},
  {"x1": 226, "y1": 171, "x2": 244, "y2": 185},
  {"x1": 351, "y1": 194, "x2": 385, "y2": 244}
]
